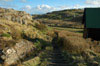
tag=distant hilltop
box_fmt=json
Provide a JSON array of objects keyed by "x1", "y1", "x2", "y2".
[
  {"x1": 0, "y1": 7, "x2": 32, "y2": 25},
  {"x1": 32, "y1": 9, "x2": 84, "y2": 22}
]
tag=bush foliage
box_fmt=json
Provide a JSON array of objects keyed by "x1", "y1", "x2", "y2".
[
  {"x1": 35, "y1": 23, "x2": 47, "y2": 31},
  {"x1": 53, "y1": 30, "x2": 89, "y2": 54}
]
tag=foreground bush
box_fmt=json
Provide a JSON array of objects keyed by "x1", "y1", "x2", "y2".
[
  {"x1": 57, "y1": 36, "x2": 89, "y2": 53},
  {"x1": 35, "y1": 23, "x2": 47, "y2": 31},
  {"x1": 53, "y1": 30, "x2": 88, "y2": 54},
  {"x1": 56, "y1": 30, "x2": 100, "y2": 54},
  {"x1": 53, "y1": 30, "x2": 100, "y2": 66}
]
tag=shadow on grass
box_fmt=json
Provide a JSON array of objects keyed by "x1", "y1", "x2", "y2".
[
  {"x1": 21, "y1": 34, "x2": 51, "y2": 63},
  {"x1": 50, "y1": 25, "x2": 83, "y2": 29},
  {"x1": 74, "y1": 31, "x2": 83, "y2": 33}
]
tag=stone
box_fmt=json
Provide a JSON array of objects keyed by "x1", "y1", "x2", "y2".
[
  {"x1": 1, "y1": 39, "x2": 36, "y2": 66},
  {"x1": 0, "y1": 7, "x2": 32, "y2": 25}
]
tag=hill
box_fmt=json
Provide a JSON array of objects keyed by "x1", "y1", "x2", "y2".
[
  {"x1": 32, "y1": 9, "x2": 84, "y2": 29},
  {"x1": 0, "y1": 8, "x2": 100, "y2": 66},
  {"x1": 0, "y1": 7, "x2": 51, "y2": 66},
  {"x1": 33, "y1": 9, "x2": 84, "y2": 22}
]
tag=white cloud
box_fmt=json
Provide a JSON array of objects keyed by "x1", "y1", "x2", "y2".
[
  {"x1": 36, "y1": 4, "x2": 55, "y2": 11},
  {"x1": 85, "y1": 0, "x2": 100, "y2": 5},
  {"x1": 21, "y1": 4, "x2": 56, "y2": 14},
  {"x1": 58, "y1": 5, "x2": 83, "y2": 10},
  {"x1": 20, "y1": 4, "x2": 100, "y2": 14},
  {"x1": 20, "y1": 4, "x2": 86, "y2": 14},
  {"x1": 72, "y1": 4, "x2": 100, "y2": 9},
  {"x1": 40, "y1": 4, "x2": 51, "y2": 9},
  {"x1": 25, "y1": 5, "x2": 31, "y2": 9},
  {"x1": 21, "y1": 5, "x2": 31, "y2": 11},
  {"x1": 32, "y1": 5, "x2": 56, "y2": 14}
]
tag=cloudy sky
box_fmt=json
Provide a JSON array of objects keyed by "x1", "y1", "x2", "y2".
[{"x1": 0, "y1": 0, "x2": 100, "y2": 14}]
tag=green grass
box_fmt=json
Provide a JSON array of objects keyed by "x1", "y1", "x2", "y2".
[
  {"x1": 39, "y1": 46, "x2": 53, "y2": 66},
  {"x1": 32, "y1": 9, "x2": 83, "y2": 22},
  {"x1": 1, "y1": 33, "x2": 11, "y2": 37},
  {"x1": 51, "y1": 27, "x2": 83, "y2": 34},
  {"x1": 22, "y1": 56, "x2": 40, "y2": 66}
]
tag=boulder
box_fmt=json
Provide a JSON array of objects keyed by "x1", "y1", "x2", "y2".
[{"x1": 1, "y1": 40, "x2": 36, "y2": 66}]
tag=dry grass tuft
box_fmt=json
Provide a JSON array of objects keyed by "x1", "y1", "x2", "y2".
[
  {"x1": 58, "y1": 36, "x2": 89, "y2": 53},
  {"x1": 53, "y1": 30, "x2": 100, "y2": 54},
  {"x1": 0, "y1": 38, "x2": 16, "y2": 49},
  {"x1": 34, "y1": 23, "x2": 47, "y2": 31},
  {"x1": 58, "y1": 30, "x2": 82, "y2": 37},
  {"x1": 0, "y1": 19, "x2": 46, "y2": 49},
  {"x1": 54, "y1": 30, "x2": 89, "y2": 54}
]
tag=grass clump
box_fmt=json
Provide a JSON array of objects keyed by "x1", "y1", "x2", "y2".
[
  {"x1": 1, "y1": 33, "x2": 11, "y2": 37},
  {"x1": 34, "y1": 38, "x2": 50, "y2": 51},
  {"x1": 0, "y1": 38, "x2": 16, "y2": 49},
  {"x1": 35, "y1": 23, "x2": 47, "y2": 31},
  {"x1": 57, "y1": 36, "x2": 89, "y2": 54},
  {"x1": 34, "y1": 40, "x2": 42, "y2": 52},
  {"x1": 22, "y1": 57, "x2": 40, "y2": 66}
]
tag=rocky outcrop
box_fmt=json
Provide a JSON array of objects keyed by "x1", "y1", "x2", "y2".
[
  {"x1": 1, "y1": 40, "x2": 36, "y2": 66},
  {"x1": 0, "y1": 7, "x2": 32, "y2": 25}
]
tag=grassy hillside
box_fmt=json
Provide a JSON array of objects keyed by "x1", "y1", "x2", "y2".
[
  {"x1": 1, "y1": 8, "x2": 100, "y2": 66},
  {"x1": 33, "y1": 9, "x2": 84, "y2": 22},
  {"x1": 51, "y1": 30, "x2": 100, "y2": 66},
  {"x1": 32, "y1": 9, "x2": 84, "y2": 29},
  {"x1": 0, "y1": 7, "x2": 53, "y2": 66},
  {"x1": 0, "y1": 18, "x2": 54, "y2": 66}
]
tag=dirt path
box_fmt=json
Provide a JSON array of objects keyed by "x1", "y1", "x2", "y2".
[
  {"x1": 39, "y1": 44, "x2": 70, "y2": 66},
  {"x1": 47, "y1": 46, "x2": 68, "y2": 66}
]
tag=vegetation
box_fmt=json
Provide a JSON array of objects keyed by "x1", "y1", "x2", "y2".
[
  {"x1": 0, "y1": 18, "x2": 52, "y2": 66},
  {"x1": 36, "y1": 19, "x2": 84, "y2": 29},
  {"x1": 1, "y1": 33, "x2": 11, "y2": 37},
  {"x1": 52, "y1": 30, "x2": 100, "y2": 66},
  {"x1": 32, "y1": 9, "x2": 84, "y2": 31},
  {"x1": 54, "y1": 30, "x2": 88, "y2": 53},
  {"x1": 0, "y1": 8, "x2": 100, "y2": 66},
  {"x1": 34, "y1": 23, "x2": 47, "y2": 31},
  {"x1": 33, "y1": 9, "x2": 84, "y2": 22}
]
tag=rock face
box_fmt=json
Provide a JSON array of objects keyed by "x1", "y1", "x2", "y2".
[
  {"x1": 1, "y1": 40, "x2": 35, "y2": 66},
  {"x1": 0, "y1": 7, "x2": 32, "y2": 25}
]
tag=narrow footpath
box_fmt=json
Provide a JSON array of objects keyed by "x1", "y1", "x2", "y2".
[{"x1": 47, "y1": 45, "x2": 69, "y2": 66}]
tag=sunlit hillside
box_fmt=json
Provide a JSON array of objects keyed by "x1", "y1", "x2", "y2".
[{"x1": 0, "y1": 7, "x2": 100, "y2": 66}]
